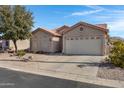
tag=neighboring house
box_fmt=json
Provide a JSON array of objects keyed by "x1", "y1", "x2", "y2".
[
  {"x1": 0, "y1": 36, "x2": 9, "y2": 51},
  {"x1": 0, "y1": 39, "x2": 30, "y2": 51},
  {"x1": 0, "y1": 40, "x2": 9, "y2": 51},
  {"x1": 31, "y1": 21, "x2": 109, "y2": 55}
]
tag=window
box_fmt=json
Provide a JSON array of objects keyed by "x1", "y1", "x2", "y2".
[
  {"x1": 71, "y1": 38, "x2": 73, "y2": 40},
  {"x1": 96, "y1": 36, "x2": 100, "y2": 39},
  {"x1": 67, "y1": 38, "x2": 69, "y2": 40},
  {"x1": 52, "y1": 37, "x2": 59, "y2": 41},
  {"x1": 91, "y1": 37, "x2": 94, "y2": 39},
  {"x1": 80, "y1": 27, "x2": 84, "y2": 31},
  {"x1": 80, "y1": 37, "x2": 83, "y2": 40},
  {"x1": 86, "y1": 37, "x2": 89, "y2": 39},
  {"x1": 75, "y1": 37, "x2": 78, "y2": 40}
]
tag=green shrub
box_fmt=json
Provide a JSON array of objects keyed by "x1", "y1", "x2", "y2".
[
  {"x1": 108, "y1": 40, "x2": 124, "y2": 68},
  {"x1": 17, "y1": 50, "x2": 26, "y2": 58}
]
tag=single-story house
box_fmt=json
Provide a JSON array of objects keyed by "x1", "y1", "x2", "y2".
[{"x1": 31, "y1": 21, "x2": 109, "y2": 55}]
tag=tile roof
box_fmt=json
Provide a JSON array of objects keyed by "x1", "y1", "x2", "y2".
[
  {"x1": 32, "y1": 28, "x2": 61, "y2": 37},
  {"x1": 54, "y1": 25, "x2": 70, "y2": 35},
  {"x1": 32, "y1": 21, "x2": 109, "y2": 37},
  {"x1": 55, "y1": 25, "x2": 70, "y2": 31},
  {"x1": 95, "y1": 24, "x2": 107, "y2": 29}
]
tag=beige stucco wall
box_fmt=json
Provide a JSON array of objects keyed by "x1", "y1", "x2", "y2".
[
  {"x1": 63, "y1": 25, "x2": 106, "y2": 55},
  {"x1": 30, "y1": 31, "x2": 60, "y2": 53},
  {"x1": 9, "y1": 39, "x2": 30, "y2": 50},
  {"x1": 51, "y1": 37, "x2": 61, "y2": 52},
  {"x1": 63, "y1": 26, "x2": 104, "y2": 37}
]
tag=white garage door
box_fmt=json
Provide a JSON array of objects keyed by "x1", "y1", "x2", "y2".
[{"x1": 65, "y1": 37, "x2": 102, "y2": 55}]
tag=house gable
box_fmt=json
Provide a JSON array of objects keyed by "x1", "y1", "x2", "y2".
[
  {"x1": 55, "y1": 25, "x2": 70, "y2": 35},
  {"x1": 63, "y1": 21, "x2": 108, "y2": 35},
  {"x1": 32, "y1": 29, "x2": 51, "y2": 39},
  {"x1": 32, "y1": 28, "x2": 61, "y2": 37},
  {"x1": 63, "y1": 24, "x2": 106, "y2": 38}
]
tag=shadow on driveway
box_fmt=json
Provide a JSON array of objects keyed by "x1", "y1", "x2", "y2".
[
  {"x1": 0, "y1": 59, "x2": 103, "y2": 68},
  {"x1": 0, "y1": 59, "x2": 102, "y2": 67}
]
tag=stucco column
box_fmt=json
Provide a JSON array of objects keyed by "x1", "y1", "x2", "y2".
[
  {"x1": 102, "y1": 36, "x2": 106, "y2": 56},
  {"x1": 62, "y1": 36, "x2": 65, "y2": 54}
]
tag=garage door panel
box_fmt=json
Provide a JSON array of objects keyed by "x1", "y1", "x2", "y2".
[{"x1": 65, "y1": 38, "x2": 102, "y2": 55}]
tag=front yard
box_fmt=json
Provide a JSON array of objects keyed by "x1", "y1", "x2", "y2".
[
  {"x1": 0, "y1": 53, "x2": 124, "y2": 87},
  {"x1": 97, "y1": 62, "x2": 124, "y2": 81},
  {"x1": 97, "y1": 40, "x2": 124, "y2": 81}
]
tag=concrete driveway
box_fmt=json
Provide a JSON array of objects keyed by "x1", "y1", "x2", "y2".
[{"x1": 25, "y1": 54, "x2": 104, "y2": 77}]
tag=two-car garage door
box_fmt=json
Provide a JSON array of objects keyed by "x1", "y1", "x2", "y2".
[{"x1": 64, "y1": 37, "x2": 102, "y2": 55}]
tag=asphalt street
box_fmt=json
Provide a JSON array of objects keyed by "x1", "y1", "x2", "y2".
[{"x1": 0, "y1": 67, "x2": 111, "y2": 88}]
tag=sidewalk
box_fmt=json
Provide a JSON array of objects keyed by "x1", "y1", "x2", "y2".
[{"x1": 0, "y1": 53, "x2": 124, "y2": 87}]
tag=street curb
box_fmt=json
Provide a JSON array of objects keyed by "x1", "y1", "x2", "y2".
[{"x1": 0, "y1": 65, "x2": 123, "y2": 88}]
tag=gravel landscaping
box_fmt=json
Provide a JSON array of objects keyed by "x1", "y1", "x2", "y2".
[{"x1": 97, "y1": 62, "x2": 124, "y2": 81}]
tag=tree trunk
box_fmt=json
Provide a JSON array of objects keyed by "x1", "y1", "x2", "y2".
[{"x1": 13, "y1": 40, "x2": 17, "y2": 53}]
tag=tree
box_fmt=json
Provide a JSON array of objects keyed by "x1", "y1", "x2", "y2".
[{"x1": 0, "y1": 5, "x2": 33, "y2": 53}]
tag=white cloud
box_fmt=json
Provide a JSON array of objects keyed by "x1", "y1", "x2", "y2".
[
  {"x1": 85, "y1": 5, "x2": 106, "y2": 10},
  {"x1": 70, "y1": 5, "x2": 107, "y2": 16},
  {"x1": 107, "y1": 19, "x2": 124, "y2": 37},
  {"x1": 93, "y1": 15, "x2": 111, "y2": 19},
  {"x1": 108, "y1": 20, "x2": 124, "y2": 30},
  {"x1": 112, "y1": 10, "x2": 124, "y2": 13},
  {"x1": 71, "y1": 9, "x2": 102, "y2": 16}
]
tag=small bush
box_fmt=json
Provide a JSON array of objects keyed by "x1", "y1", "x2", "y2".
[
  {"x1": 17, "y1": 50, "x2": 26, "y2": 58},
  {"x1": 108, "y1": 40, "x2": 124, "y2": 68}
]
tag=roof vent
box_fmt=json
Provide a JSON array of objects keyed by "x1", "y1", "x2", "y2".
[{"x1": 80, "y1": 27, "x2": 84, "y2": 31}]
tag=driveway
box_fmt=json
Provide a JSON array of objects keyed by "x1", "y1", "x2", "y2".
[{"x1": 26, "y1": 54, "x2": 104, "y2": 77}]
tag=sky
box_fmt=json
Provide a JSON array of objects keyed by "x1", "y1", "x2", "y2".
[{"x1": 26, "y1": 5, "x2": 124, "y2": 38}]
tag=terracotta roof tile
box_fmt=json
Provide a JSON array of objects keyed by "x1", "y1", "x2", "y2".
[
  {"x1": 32, "y1": 28, "x2": 61, "y2": 37},
  {"x1": 32, "y1": 21, "x2": 109, "y2": 37},
  {"x1": 54, "y1": 25, "x2": 70, "y2": 35},
  {"x1": 95, "y1": 24, "x2": 107, "y2": 29}
]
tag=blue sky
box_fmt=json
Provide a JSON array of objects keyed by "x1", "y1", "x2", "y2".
[{"x1": 26, "y1": 5, "x2": 124, "y2": 38}]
